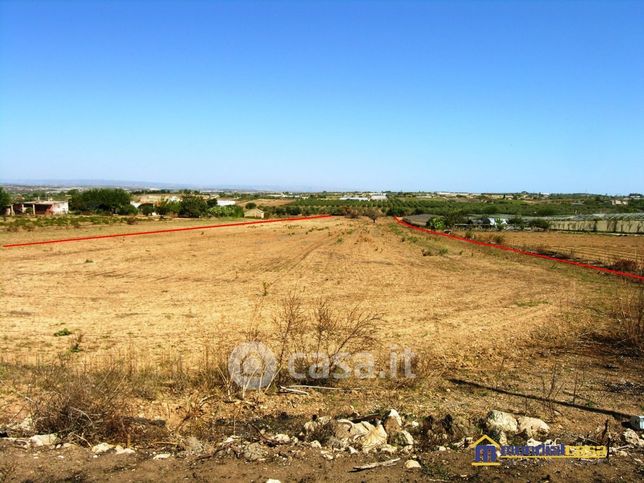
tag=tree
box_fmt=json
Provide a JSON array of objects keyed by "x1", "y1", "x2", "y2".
[
  {"x1": 365, "y1": 207, "x2": 382, "y2": 223},
  {"x1": 178, "y1": 195, "x2": 208, "y2": 218},
  {"x1": 69, "y1": 188, "x2": 131, "y2": 214},
  {"x1": 0, "y1": 187, "x2": 11, "y2": 209},
  {"x1": 245, "y1": 202, "x2": 257, "y2": 209}
]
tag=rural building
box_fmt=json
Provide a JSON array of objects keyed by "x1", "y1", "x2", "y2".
[
  {"x1": 244, "y1": 208, "x2": 264, "y2": 219},
  {"x1": 217, "y1": 199, "x2": 236, "y2": 206},
  {"x1": 370, "y1": 193, "x2": 387, "y2": 200},
  {"x1": 11, "y1": 200, "x2": 69, "y2": 216}
]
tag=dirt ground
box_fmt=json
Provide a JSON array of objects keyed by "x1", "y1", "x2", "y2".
[{"x1": 1, "y1": 216, "x2": 643, "y2": 481}]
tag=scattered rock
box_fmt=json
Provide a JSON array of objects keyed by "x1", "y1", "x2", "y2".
[
  {"x1": 353, "y1": 421, "x2": 375, "y2": 438},
  {"x1": 320, "y1": 450, "x2": 334, "y2": 460},
  {"x1": 243, "y1": 442, "x2": 267, "y2": 462},
  {"x1": 310, "y1": 440, "x2": 322, "y2": 449},
  {"x1": 360, "y1": 423, "x2": 388, "y2": 453},
  {"x1": 266, "y1": 480, "x2": 281, "y2": 483},
  {"x1": 383, "y1": 409, "x2": 403, "y2": 436},
  {"x1": 91, "y1": 442, "x2": 115, "y2": 454},
  {"x1": 380, "y1": 444, "x2": 398, "y2": 454},
  {"x1": 485, "y1": 411, "x2": 518, "y2": 435},
  {"x1": 437, "y1": 445, "x2": 447, "y2": 451},
  {"x1": 347, "y1": 446, "x2": 358, "y2": 455},
  {"x1": 153, "y1": 453, "x2": 171, "y2": 460},
  {"x1": 332, "y1": 419, "x2": 355, "y2": 439},
  {"x1": 404, "y1": 459, "x2": 422, "y2": 469},
  {"x1": 30, "y1": 434, "x2": 59, "y2": 447},
  {"x1": 517, "y1": 416, "x2": 550, "y2": 438},
  {"x1": 272, "y1": 433, "x2": 291, "y2": 444},
  {"x1": 391, "y1": 430, "x2": 414, "y2": 447},
  {"x1": 526, "y1": 438, "x2": 543, "y2": 447},
  {"x1": 623, "y1": 429, "x2": 644, "y2": 447},
  {"x1": 114, "y1": 445, "x2": 136, "y2": 455}
]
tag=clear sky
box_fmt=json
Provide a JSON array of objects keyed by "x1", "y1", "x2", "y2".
[{"x1": 0, "y1": 1, "x2": 642, "y2": 193}]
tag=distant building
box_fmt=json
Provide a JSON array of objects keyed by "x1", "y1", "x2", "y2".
[
  {"x1": 370, "y1": 193, "x2": 387, "y2": 200},
  {"x1": 11, "y1": 200, "x2": 69, "y2": 216},
  {"x1": 217, "y1": 199, "x2": 236, "y2": 207},
  {"x1": 244, "y1": 208, "x2": 264, "y2": 219}
]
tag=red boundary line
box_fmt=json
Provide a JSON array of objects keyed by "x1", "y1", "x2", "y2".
[
  {"x1": 394, "y1": 217, "x2": 644, "y2": 282},
  {"x1": 2, "y1": 215, "x2": 333, "y2": 248}
]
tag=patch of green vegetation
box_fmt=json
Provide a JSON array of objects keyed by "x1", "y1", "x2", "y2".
[{"x1": 54, "y1": 328, "x2": 72, "y2": 337}]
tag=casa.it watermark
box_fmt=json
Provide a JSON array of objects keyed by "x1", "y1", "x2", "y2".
[{"x1": 228, "y1": 342, "x2": 416, "y2": 389}]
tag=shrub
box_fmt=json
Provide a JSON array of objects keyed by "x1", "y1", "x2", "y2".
[{"x1": 178, "y1": 195, "x2": 208, "y2": 218}]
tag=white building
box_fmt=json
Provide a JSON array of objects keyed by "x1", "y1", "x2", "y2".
[{"x1": 216, "y1": 199, "x2": 236, "y2": 206}]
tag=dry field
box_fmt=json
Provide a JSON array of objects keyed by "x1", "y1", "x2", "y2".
[
  {"x1": 1, "y1": 216, "x2": 642, "y2": 480},
  {"x1": 456, "y1": 229, "x2": 644, "y2": 267},
  {"x1": 0, "y1": 216, "x2": 599, "y2": 365}
]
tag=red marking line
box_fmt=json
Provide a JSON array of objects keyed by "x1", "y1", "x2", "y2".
[
  {"x1": 3, "y1": 215, "x2": 333, "y2": 248},
  {"x1": 394, "y1": 217, "x2": 644, "y2": 282}
]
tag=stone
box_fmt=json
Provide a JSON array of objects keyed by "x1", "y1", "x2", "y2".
[
  {"x1": 404, "y1": 459, "x2": 422, "y2": 469},
  {"x1": 383, "y1": 409, "x2": 403, "y2": 435},
  {"x1": 273, "y1": 433, "x2": 291, "y2": 444},
  {"x1": 114, "y1": 445, "x2": 136, "y2": 455},
  {"x1": 391, "y1": 430, "x2": 414, "y2": 447},
  {"x1": 517, "y1": 416, "x2": 550, "y2": 438},
  {"x1": 91, "y1": 442, "x2": 115, "y2": 454},
  {"x1": 333, "y1": 419, "x2": 355, "y2": 439},
  {"x1": 437, "y1": 445, "x2": 447, "y2": 451},
  {"x1": 30, "y1": 434, "x2": 59, "y2": 447},
  {"x1": 352, "y1": 421, "x2": 375, "y2": 438},
  {"x1": 526, "y1": 438, "x2": 543, "y2": 447},
  {"x1": 310, "y1": 440, "x2": 322, "y2": 449},
  {"x1": 243, "y1": 443, "x2": 267, "y2": 462},
  {"x1": 327, "y1": 436, "x2": 348, "y2": 450},
  {"x1": 266, "y1": 480, "x2": 281, "y2": 483},
  {"x1": 347, "y1": 446, "x2": 358, "y2": 455},
  {"x1": 153, "y1": 453, "x2": 171, "y2": 460},
  {"x1": 380, "y1": 444, "x2": 398, "y2": 454},
  {"x1": 623, "y1": 429, "x2": 644, "y2": 447},
  {"x1": 485, "y1": 411, "x2": 518, "y2": 435},
  {"x1": 360, "y1": 423, "x2": 388, "y2": 453}
]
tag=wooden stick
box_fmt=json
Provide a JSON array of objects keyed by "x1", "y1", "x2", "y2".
[{"x1": 351, "y1": 458, "x2": 400, "y2": 472}]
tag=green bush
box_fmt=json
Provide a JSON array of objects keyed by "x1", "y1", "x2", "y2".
[
  {"x1": 179, "y1": 195, "x2": 208, "y2": 218},
  {"x1": 70, "y1": 189, "x2": 131, "y2": 214}
]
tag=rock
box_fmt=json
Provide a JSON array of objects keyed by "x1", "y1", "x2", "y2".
[
  {"x1": 327, "y1": 436, "x2": 348, "y2": 450},
  {"x1": 243, "y1": 443, "x2": 267, "y2": 462},
  {"x1": 184, "y1": 436, "x2": 204, "y2": 454},
  {"x1": 273, "y1": 433, "x2": 291, "y2": 444},
  {"x1": 153, "y1": 453, "x2": 171, "y2": 460},
  {"x1": 333, "y1": 419, "x2": 355, "y2": 439},
  {"x1": 303, "y1": 416, "x2": 331, "y2": 435},
  {"x1": 310, "y1": 440, "x2": 322, "y2": 449},
  {"x1": 383, "y1": 409, "x2": 403, "y2": 435},
  {"x1": 404, "y1": 459, "x2": 422, "y2": 469},
  {"x1": 517, "y1": 416, "x2": 549, "y2": 438},
  {"x1": 266, "y1": 480, "x2": 281, "y2": 483},
  {"x1": 391, "y1": 430, "x2": 414, "y2": 447},
  {"x1": 623, "y1": 429, "x2": 644, "y2": 447},
  {"x1": 437, "y1": 445, "x2": 447, "y2": 451},
  {"x1": 347, "y1": 446, "x2": 358, "y2": 455},
  {"x1": 526, "y1": 438, "x2": 543, "y2": 447},
  {"x1": 485, "y1": 411, "x2": 518, "y2": 435},
  {"x1": 320, "y1": 450, "x2": 334, "y2": 460},
  {"x1": 91, "y1": 442, "x2": 115, "y2": 454},
  {"x1": 380, "y1": 444, "x2": 398, "y2": 454},
  {"x1": 30, "y1": 434, "x2": 59, "y2": 447},
  {"x1": 352, "y1": 421, "x2": 375, "y2": 438},
  {"x1": 114, "y1": 445, "x2": 136, "y2": 455},
  {"x1": 360, "y1": 423, "x2": 388, "y2": 453}
]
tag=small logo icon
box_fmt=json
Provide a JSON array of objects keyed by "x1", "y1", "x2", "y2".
[
  {"x1": 228, "y1": 342, "x2": 277, "y2": 390},
  {"x1": 472, "y1": 435, "x2": 501, "y2": 466}
]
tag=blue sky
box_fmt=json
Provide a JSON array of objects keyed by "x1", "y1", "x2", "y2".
[{"x1": 0, "y1": 1, "x2": 642, "y2": 193}]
